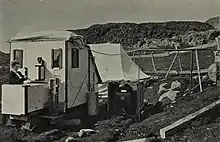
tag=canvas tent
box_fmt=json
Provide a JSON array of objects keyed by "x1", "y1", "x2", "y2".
[
  {"x1": 89, "y1": 43, "x2": 150, "y2": 96},
  {"x1": 90, "y1": 43, "x2": 150, "y2": 82}
]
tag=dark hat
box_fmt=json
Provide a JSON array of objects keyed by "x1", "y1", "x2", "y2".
[{"x1": 11, "y1": 60, "x2": 19, "y2": 67}]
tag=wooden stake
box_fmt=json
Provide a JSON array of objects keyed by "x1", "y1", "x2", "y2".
[
  {"x1": 216, "y1": 37, "x2": 220, "y2": 50},
  {"x1": 190, "y1": 51, "x2": 194, "y2": 94},
  {"x1": 165, "y1": 53, "x2": 178, "y2": 79},
  {"x1": 151, "y1": 52, "x2": 157, "y2": 73},
  {"x1": 174, "y1": 44, "x2": 183, "y2": 72},
  {"x1": 136, "y1": 82, "x2": 144, "y2": 122},
  {"x1": 195, "y1": 49, "x2": 202, "y2": 92}
]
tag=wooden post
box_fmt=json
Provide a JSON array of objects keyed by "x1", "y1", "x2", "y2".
[
  {"x1": 88, "y1": 52, "x2": 91, "y2": 92},
  {"x1": 88, "y1": 92, "x2": 99, "y2": 116},
  {"x1": 174, "y1": 44, "x2": 183, "y2": 72},
  {"x1": 107, "y1": 81, "x2": 119, "y2": 114},
  {"x1": 195, "y1": 49, "x2": 202, "y2": 92},
  {"x1": 151, "y1": 52, "x2": 157, "y2": 73},
  {"x1": 54, "y1": 78, "x2": 60, "y2": 116},
  {"x1": 215, "y1": 37, "x2": 220, "y2": 86},
  {"x1": 190, "y1": 50, "x2": 194, "y2": 94},
  {"x1": 136, "y1": 82, "x2": 144, "y2": 122},
  {"x1": 49, "y1": 78, "x2": 55, "y2": 113},
  {"x1": 216, "y1": 37, "x2": 220, "y2": 50},
  {"x1": 165, "y1": 53, "x2": 178, "y2": 79}
]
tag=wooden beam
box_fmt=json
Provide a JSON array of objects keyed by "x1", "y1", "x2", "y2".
[
  {"x1": 174, "y1": 45, "x2": 183, "y2": 72},
  {"x1": 144, "y1": 69, "x2": 208, "y2": 75},
  {"x1": 216, "y1": 37, "x2": 220, "y2": 50},
  {"x1": 151, "y1": 52, "x2": 157, "y2": 73},
  {"x1": 130, "y1": 51, "x2": 188, "y2": 58},
  {"x1": 190, "y1": 50, "x2": 194, "y2": 94},
  {"x1": 165, "y1": 53, "x2": 178, "y2": 79},
  {"x1": 195, "y1": 49, "x2": 202, "y2": 92},
  {"x1": 127, "y1": 42, "x2": 217, "y2": 54},
  {"x1": 123, "y1": 138, "x2": 146, "y2": 142},
  {"x1": 123, "y1": 137, "x2": 156, "y2": 142},
  {"x1": 160, "y1": 99, "x2": 220, "y2": 139}
]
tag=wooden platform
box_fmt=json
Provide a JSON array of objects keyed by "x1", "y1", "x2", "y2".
[{"x1": 160, "y1": 99, "x2": 220, "y2": 139}]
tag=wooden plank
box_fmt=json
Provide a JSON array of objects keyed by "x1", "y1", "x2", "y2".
[
  {"x1": 123, "y1": 138, "x2": 146, "y2": 142},
  {"x1": 165, "y1": 53, "x2": 178, "y2": 79},
  {"x1": 190, "y1": 50, "x2": 194, "y2": 94},
  {"x1": 123, "y1": 137, "x2": 156, "y2": 142},
  {"x1": 127, "y1": 42, "x2": 217, "y2": 54},
  {"x1": 195, "y1": 49, "x2": 202, "y2": 92},
  {"x1": 216, "y1": 37, "x2": 220, "y2": 50},
  {"x1": 151, "y1": 52, "x2": 157, "y2": 73},
  {"x1": 174, "y1": 45, "x2": 183, "y2": 72},
  {"x1": 144, "y1": 69, "x2": 208, "y2": 75},
  {"x1": 160, "y1": 99, "x2": 220, "y2": 139}
]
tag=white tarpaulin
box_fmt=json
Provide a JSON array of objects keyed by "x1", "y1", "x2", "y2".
[
  {"x1": 90, "y1": 43, "x2": 150, "y2": 96},
  {"x1": 90, "y1": 43, "x2": 150, "y2": 82}
]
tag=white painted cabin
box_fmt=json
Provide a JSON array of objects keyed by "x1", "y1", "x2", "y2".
[{"x1": 2, "y1": 31, "x2": 101, "y2": 116}]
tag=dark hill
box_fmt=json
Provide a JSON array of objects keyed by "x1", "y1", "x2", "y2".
[
  {"x1": 206, "y1": 16, "x2": 220, "y2": 29},
  {"x1": 71, "y1": 21, "x2": 215, "y2": 47}
]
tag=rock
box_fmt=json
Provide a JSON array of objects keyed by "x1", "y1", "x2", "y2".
[
  {"x1": 65, "y1": 137, "x2": 79, "y2": 142},
  {"x1": 78, "y1": 129, "x2": 97, "y2": 137},
  {"x1": 170, "y1": 80, "x2": 181, "y2": 90},
  {"x1": 159, "y1": 90, "x2": 179, "y2": 103},
  {"x1": 157, "y1": 83, "x2": 168, "y2": 95}
]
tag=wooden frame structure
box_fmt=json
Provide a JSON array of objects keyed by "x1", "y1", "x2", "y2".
[{"x1": 128, "y1": 41, "x2": 219, "y2": 94}]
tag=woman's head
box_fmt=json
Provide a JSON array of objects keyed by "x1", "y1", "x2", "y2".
[{"x1": 11, "y1": 60, "x2": 20, "y2": 71}]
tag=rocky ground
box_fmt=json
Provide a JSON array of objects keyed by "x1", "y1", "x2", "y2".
[
  {"x1": 0, "y1": 76, "x2": 219, "y2": 142},
  {"x1": 0, "y1": 21, "x2": 220, "y2": 142}
]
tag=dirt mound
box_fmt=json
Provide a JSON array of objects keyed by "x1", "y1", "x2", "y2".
[
  {"x1": 120, "y1": 80, "x2": 220, "y2": 141},
  {"x1": 72, "y1": 115, "x2": 134, "y2": 142},
  {"x1": 72, "y1": 21, "x2": 215, "y2": 48}
]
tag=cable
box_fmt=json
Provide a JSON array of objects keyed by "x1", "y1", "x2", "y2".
[
  {"x1": 82, "y1": 46, "x2": 153, "y2": 56},
  {"x1": 83, "y1": 45, "x2": 153, "y2": 56},
  {"x1": 84, "y1": 46, "x2": 124, "y2": 56}
]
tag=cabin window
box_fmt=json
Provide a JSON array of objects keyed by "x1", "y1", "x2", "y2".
[
  {"x1": 71, "y1": 48, "x2": 79, "y2": 68},
  {"x1": 13, "y1": 49, "x2": 23, "y2": 68},
  {"x1": 51, "y1": 48, "x2": 62, "y2": 69}
]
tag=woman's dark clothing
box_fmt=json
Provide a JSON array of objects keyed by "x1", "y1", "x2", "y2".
[{"x1": 9, "y1": 70, "x2": 27, "y2": 84}]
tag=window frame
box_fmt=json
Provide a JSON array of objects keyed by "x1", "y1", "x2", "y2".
[
  {"x1": 71, "y1": 48, "x2": 79, "y2": 68},
  {"x1": 51, "y1": 48, "x2": 63, "y2": 69},
  {"x1": 13, "y1": 49, "x2": 23, "y2": 68}
]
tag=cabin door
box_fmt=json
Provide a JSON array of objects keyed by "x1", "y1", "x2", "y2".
[{"x1": 66, "y1": 40, "x2": 89, "y2": 108}]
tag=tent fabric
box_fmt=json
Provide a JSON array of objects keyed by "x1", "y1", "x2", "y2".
[
  {"x1": 10, "y1": 30, "x2": 82, "y2": 42},
  {"x1": 90, "y1": 43, "x2": 150, "y2": 97},
  {"x1": 90, "y1": 43, "x2": 150, "y2": 83}
]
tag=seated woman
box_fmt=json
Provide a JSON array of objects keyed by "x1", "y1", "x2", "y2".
[{"x1": 9, "y1": 60, "x2": 28, "y2": 84}]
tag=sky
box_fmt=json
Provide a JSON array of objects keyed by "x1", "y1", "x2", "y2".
[{"x1": 0, "y1": 0, "x2": 220, "y2": 52}]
